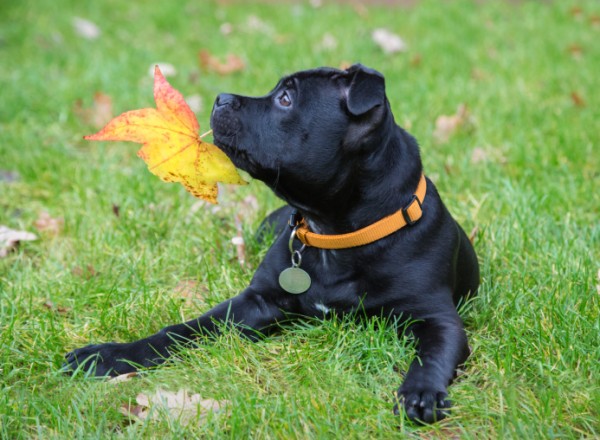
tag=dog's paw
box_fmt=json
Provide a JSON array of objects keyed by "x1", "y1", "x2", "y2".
[
  {"x1": 393, "y1": 388, "x2": 451, "y2": 424},
  {"x1": 63, "y1": 342, "x2": 137, "y2": 377}
]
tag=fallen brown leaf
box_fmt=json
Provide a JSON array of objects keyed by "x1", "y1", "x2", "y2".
[
  {"x1": 73, "y1": 92, "x2": 113, "y2": 129},
  {"x1": 110, "y1": 372, "x2": 138, "y2": 383},
  {"x1": 199, "y1": 50, "x2": 245, "y2": 75},
  {"x1": 471, "y1": 68, "x2": 487, "y2": 81},
  {"x1": 569, "y1": 6, "x2": 583, "y2": 19},
  {"x1": 120, "y1": 389, "x2": 230, "y2": 426},
  {"x1": 433, "y1": 104, "x2": 471, "y2": 143},
  {"x1": 72, "y1": 17, "x2": 101, "y2": 40},
  {"x1": 410, "y1": 54, "x2": 422, "y2": 67},
  {"x1": 34, "y1": 211, "x2": 64, "y2": 235},
  {"x1": 567, "y1": 44, "x2": 583, "y2": 59},
  {"x1": 0, "y1": 225, "x2": 37, "y2": 258},
  {"x1": 220, "y1": 22, "x2": 234, "y2": 36},
  {"x1": 244, "y1": 15, "x2": 274, "y2": 35},
  {"x1": 317, "y1": 33, "x2": 338, "y2": 51},
  {"x1": 570, "y1": 91, "x2": 586, "y2": 107},
  {"x1": 471, "y1": 147, "x2": 488, "y2": 164},
  {"x1": 71, "y1": 264, "x2": 97, "y2": 279},
  {"x1": 371, "y1": 28, "x2": 407, "y2": 54},
  {"x1": 173, "y1": 279, "x2": 208, "y2": 308},
  {"x1": 42, "y1": 300, "x2": 71, "y2": 315},
  {"x1": 352, "y1": 2, "x2": 369, "y2": 18}
]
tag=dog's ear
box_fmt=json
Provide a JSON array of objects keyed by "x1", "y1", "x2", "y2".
[{"x1": 344, "y1": 64, "x2": 386, "y2": 116}]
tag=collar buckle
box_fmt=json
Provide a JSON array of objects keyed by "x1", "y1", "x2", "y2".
[
  {"x1": 401, "y1": 194, "x2": 422, "y2": 226},
  {"x1": 288, "y1": 209, "x2": 302, "y2": 230}
]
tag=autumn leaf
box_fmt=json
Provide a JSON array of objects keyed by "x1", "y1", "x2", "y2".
[
  {"x1": 85, "y1": 66, "x2": 246, "y2": 203},
  {"x1": 120, "y1": 389, "x2": 230, "y2": 426},
  {"x1": 371, "y1": 28, "x2": 407, "y2": 54},
  {"x1": 570, "y1": 91, "x2": 586, "y2": 108},
  {"x1": 73, "y1": 92, "x2": 113, "y2": 129},
  {"x1": 109, "y1": 372, "x2": 138, "y2": 384},
  {"x1": 199, "y1": 50, "x2": 245, "y2": 75},
  {"x1": 433, "y1": 104, "x2": 473, "y2": 143},
  {"x1": 34, "y1": 211, "x2": 64, "y2": 235},
  {"x1": 0, "y1": 225, "x2": 37, "y2": 258}
]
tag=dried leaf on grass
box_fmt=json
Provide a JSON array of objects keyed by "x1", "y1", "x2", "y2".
[
  {"x1": 371, "y1": 28, "x2": 407, "y2": 54},
  {"x1": 317, "y1": 33, "x2": 338, "y2": 51},
  {"x1": 433, "y1": 104, "x2": 472, "y2": 143},
  {"x1": 199, "y1": 50, "x2": 245, "y2": 76},
  {"x1": 570, "y1": 91, "x2": 586, "y2": 107},
  {"x1": 73, "y1": 92, "x2": 113, "y2": 129},
  {"x1": 120, "y1": 389, "x2": 230, "y2": 426},
  {"x1": 471, "y1": 146, "x2": 507, "y2": 165},
  {"x1": 71, "y1": 264, "x2": 98, "y2": 279},
  {"x1": 42, "y1": 300, "x2": 71, "y2": 315},
  {"x1": 173, "y1": 279, "x2": 208, "y2": 308},
  {"x1": 109, "y1": 372, "x2": 138, "y2": 384},
  {"x1": 34, "y1": 211, "x2": 64, "y2": 235},
  {"x1": 567, "y1": 44, "x2": 583, "y2": 59},
  {"x1": 244, "y1": 15, "x2": 274, "y2": 35},
  {"x1": 72, "y1": 17, "x2": 101, "y2": 40},
  {"x1": 0, "y1": 225, "x2": 37, "y2": 258}
]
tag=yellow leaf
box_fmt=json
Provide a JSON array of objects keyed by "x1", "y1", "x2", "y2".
[{"x1": 85, "y1": 66, "x2": 246, "y2": 203}]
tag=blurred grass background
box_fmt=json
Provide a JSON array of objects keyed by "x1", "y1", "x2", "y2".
[{"x1": 1, "y1": 0, "x2": 598, "y2": 438}]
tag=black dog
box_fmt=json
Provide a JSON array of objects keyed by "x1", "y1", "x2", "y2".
[{"x1": 65, "y1": 64, "x2": 479, "y2": 424}]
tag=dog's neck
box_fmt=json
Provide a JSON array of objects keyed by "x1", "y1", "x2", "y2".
[{"x1": 296, "y1": 117, "x2": 423, "y2": 236}]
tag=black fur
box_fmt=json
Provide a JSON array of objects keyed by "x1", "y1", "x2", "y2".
[{"x1": 65, "y1": 65, "x2": 479, "y2": 424}]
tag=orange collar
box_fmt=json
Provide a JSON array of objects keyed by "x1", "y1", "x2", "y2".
[{"x1": 293, "y1": 174, "x2": 426, "y2": 249}]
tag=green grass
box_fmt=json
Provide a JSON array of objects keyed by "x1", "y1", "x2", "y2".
[{"x1": 1, "y1": 0, "x2": 598, "y2": 438}]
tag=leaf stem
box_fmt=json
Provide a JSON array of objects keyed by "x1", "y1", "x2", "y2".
[{"x1": 200, "y1": 129, "x2": 213, "y2": 139}]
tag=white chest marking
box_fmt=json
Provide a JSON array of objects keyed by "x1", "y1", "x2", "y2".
[{"x1": 315, "y1": 302, "x2": 331, "y2": 314}]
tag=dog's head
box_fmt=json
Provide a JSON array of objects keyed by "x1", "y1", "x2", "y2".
[{"x1": 210, "y1": 64, "x2": 391, "y2": 211}]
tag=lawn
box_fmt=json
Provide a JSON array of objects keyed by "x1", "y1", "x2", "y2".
[{"x1": 1, "y1": 0, "x2": 598, "y2": 438}]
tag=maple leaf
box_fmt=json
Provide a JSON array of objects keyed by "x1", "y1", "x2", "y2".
[{"x1": 84, "y1": 66, "x2": 246, "y2": 203}]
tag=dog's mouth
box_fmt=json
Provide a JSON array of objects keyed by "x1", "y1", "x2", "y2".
[
  {"x1": 210, "y1": 110, "x2": 251, "y2": 170},
  {"x1": 212, "y1": 130, "x2": 261, "y2": 178}
]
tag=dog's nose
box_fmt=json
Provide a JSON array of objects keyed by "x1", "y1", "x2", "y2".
[{"x1": 215, "y1": 93, "x2": 240, "y2": 109}]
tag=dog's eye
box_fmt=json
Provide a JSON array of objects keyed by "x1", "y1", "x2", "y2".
[{"x1": 278, "y1": 91, "x2": 292, "y2": 108}]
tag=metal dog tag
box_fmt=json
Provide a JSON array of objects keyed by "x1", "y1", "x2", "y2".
[
  {"x1": 279, "y1": 266, "x2": 311, "y2": 294},
  {"x1": 279, "y1": 233, "x2": 312, "y2": 295}
]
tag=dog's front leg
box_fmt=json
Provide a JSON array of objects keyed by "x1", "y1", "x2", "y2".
[
  {"x1": 64, "y1": 288, "x2": 284, "y2": 377},
  {"x1": 394, "y1": 312, "x2": 469, "y2": 424}
]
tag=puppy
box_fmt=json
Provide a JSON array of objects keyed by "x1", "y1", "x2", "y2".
[{"x1": 66, "y1": 64, "x2": 479, "y2": 423}]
